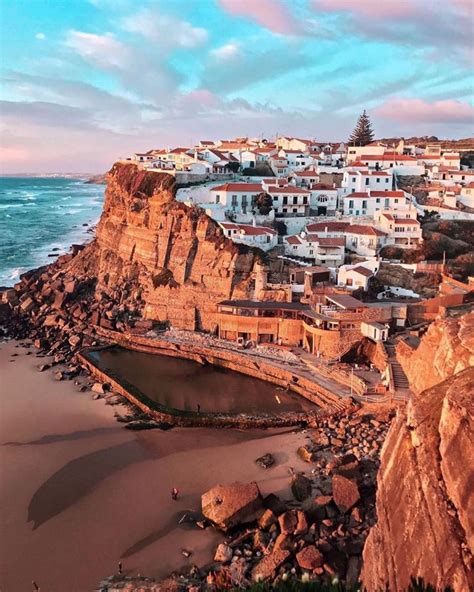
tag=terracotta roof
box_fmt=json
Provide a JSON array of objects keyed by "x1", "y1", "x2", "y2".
[
  {"x1": 370, "y1": 191, "x2": 405, "y2": 197},
  {"x1": 346, "y1": 224, "x2": 387, "y2": 237},
  {"x1": 285, "y1": 235, "x2": 302, "y2": 245},
  {"x1": 211, "y1": 183, "x2": 262, "y2": 192},
  {"x1": 394, "y1": 219, "x2": 420, "y2": 226},
  {"x1": 169, "y1": 147, "x2": 190, "y2": 154},
  {"x1": 306, "y1": 222, "x2": 349, "y2": 233},
  {"x1": 221, "y1": 223, "x2": 277, "y2": 236},
  {"x1": 351, "y1": 266, "x2": 373, "y2": 278},
  {"x1": 294, "y1": 170, "x2": 318, "y2": 177},
  {"x1": 344, "y1": 192, "x2": 370, "y2": 198},
  {"x1": 381, "y1": 213, "x2": 395, "y2": 220}
]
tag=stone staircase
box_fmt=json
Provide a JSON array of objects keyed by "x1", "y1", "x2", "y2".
[{"x1": 385, "y1": 343, "x2": 411, "y2": 397}]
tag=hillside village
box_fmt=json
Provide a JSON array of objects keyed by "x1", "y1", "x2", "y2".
[{"x1": 114, "y1": 120, "x2": 474, "y2": 400}]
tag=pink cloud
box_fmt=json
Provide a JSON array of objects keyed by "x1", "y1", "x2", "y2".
[
  {"x1": 312, "y1": 0, "x2": 420, "y2": 18},
  {"x1": 375, "y1": 98, "x2": 474, "y2": 124},
  {"x1": 218, "y1": 0, "x2": 303, "y2": 35}
]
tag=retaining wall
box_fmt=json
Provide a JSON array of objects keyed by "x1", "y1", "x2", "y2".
[{"x1": 78, "y1": 328, "x2": 351, "y2": 427}]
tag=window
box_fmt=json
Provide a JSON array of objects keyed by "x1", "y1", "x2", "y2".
[
  {"x1": 376, "y1": 178, "x2": 380, "y2": 183},
  {"x1": 365, "y1": 178, "x2": 370, "y2": 186},
  {"x1": 231, "y1": 195, "x2": 238, "y2": 207},
  {"x1": 395, "y1": 198, "x2": 398, "y2": 203},
  {"x1": 293, "y1": 208, "x2": 298, "y2": 213},
  {"x1": 293, "y1": 245, "x2": 297, "y2": 250},
  {"x1": 349, "y1": 200, "x2": 354, "y2": 209},
  {"x1": 273, "y1": 195, "x2": 278, "y2": 201},
  {"x1": 362, "y1": 200, "x2": 368, "y2": 209},
  {"x1": 293, "y1": 196, "x2": 297, "y2": 205},
  {"x1": 385, "y1": 178, "x2": 389, "y2": 183},
  {"x1": 283, "y1": 196, "x2": 288, "y2": 205},
  {"x1": 376, "y1": 198, "x2": 380, "y2": 203},
  {"x1": 216, "y1": 194, "x2": 221, "y2": 203},
  {"x1": 303, "y1": 196, "x2": 308, "y2": 204},
  {"x1": 352, "y1": 177, "x2": 356, "y2": 183}
]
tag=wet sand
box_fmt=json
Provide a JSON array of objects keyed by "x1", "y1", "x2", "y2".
[{"x1": 0, "y1": 340, "x2": 312, "y2": 592}]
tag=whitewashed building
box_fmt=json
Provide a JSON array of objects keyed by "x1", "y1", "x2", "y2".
[
  {"x1": 341, "y1": 170, "x2": 393, "y2": 194},
  {"x1": 210, "y1": 183, "x2": 263, "y2": 214},
  {"x1": 219, "y1": 222, "x2": 278, "y2": 251},
  {"x1": 342, "y1": 190, "x2": 410, "y2": 216},
  {"x1": 284, "y1": 233, "x2": 345, "y2": 266}
]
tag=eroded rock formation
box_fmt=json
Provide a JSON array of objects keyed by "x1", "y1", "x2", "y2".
[
  {"x1": 68, "y1": 163, "x2": 259, "y2": 331},
  {"x1": 396, "y1": 310, "x2": 474, "y2": 394},
  {"x1": 362, "y1": 312, "x2": 474, "y2": 592}
]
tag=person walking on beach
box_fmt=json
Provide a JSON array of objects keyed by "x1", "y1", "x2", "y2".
[
  {"x1": 118, "y1": 561, "x2": 122, "y2": 575},
  {"x1": 32, "y1": 581, "x2": 40, "y2": 592},
  {"x1": 171, "y1": 487, "x2": 179, "y2": 501}
]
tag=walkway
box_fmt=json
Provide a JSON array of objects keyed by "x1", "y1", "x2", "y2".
[{"x1": 385, "y1": 342, "x2": 412, "y2": 401}]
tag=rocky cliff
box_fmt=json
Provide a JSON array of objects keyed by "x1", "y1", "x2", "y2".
[
  {"x1": 396, "y1": 310, "x2": 474, "y2": 394},
  {"x1": 68, "y1": 163, "x2": 259, "y2": 331},
  {"x1": 362, "y1": 312, "x2": 474, "y2": 592}
]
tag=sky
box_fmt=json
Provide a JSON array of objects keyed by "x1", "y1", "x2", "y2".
[{"x1": 0, "y1": 0, "x2": 473, "y2": 173}]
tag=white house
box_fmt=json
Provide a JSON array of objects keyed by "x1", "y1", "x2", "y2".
[
  {"x1": 266, "y1": 185, "x2": 311, "y2": 216},
  {"x1": 459, "y1": 182, "x2": 474, "y2": 208},
  {"x1": 284, "y1": 234, "x2": 345, "y2": 266},
  {"x1": 291, "y1": 170, "x2": 319, "y2": 188},
  {"x1": 375, "y1": 211, "x2": 423, "y2": 249},
  {"x1": 337, "y1": 264, "x2": 375, "y2": 291},
  {"x1": 347, "y1": 142, "x2": 387, "y2": 163},
  {"x1": 342, "y1": 190, "x2": 410, "y2": 216},
  {"x1": 219, "y1": 222, "x2": 278, "y2": 251},
  {"x1": 305, "y1": 220, "x2": 387, "y2": 257},
  {"x1": 278, "y1": 149, "x2": 313, "y2": 171},
  {"x1": 269, "y1": 154, "x2": 290, "y2": 177},
  {"x1": 341, "y1": 170, "x2": 393, "y2": 194},
  {"x1": 210, "y1": 183, "x2": 263, "y2": 214},
  {"x1": 359, "y1": 153, "x2": 425, "y2": 176},
  {"x1": 344, "y1": 225, "x2": 387, "y2": 257},
  {"x1": 276, "y1": 137, "x2": 317, "y2": 152},
  {"x1": 309, "y1": 183, "x2": 338, "y2": 215}
]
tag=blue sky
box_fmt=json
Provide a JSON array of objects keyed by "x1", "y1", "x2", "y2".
[{"x1": 1, "y1": 0, "x2": 473, "y2": 172}]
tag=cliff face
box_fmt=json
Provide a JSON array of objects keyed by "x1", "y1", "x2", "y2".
[
  {"x1": 69, "y1": 163, "x2": 259, "y2": 331},
  {"x1": 362, "y1": 313, "x2": 474, "y2": 592},
  {"x1": 396, "y1": 311, "x2": 474, "y2": 394}
]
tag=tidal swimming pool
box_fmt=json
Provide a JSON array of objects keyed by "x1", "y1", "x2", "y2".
[{"x1": 87, "y1": 346, "x2": 316, "y2": 415}]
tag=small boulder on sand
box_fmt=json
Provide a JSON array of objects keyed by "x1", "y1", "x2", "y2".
[
  {"x1": 332, "y1": 474, "x2": 360, "y2": 513},
  {"x1": 201, "y1": 482, "x2": 263, "y2": 531},
  {"x1": 214, "y1": 543, "x2": 233, "y2": 563},
  {"x1": 291, "y1": 473, "x2": 312, "y2": 501}
]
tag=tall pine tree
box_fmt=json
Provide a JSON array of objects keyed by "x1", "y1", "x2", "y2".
[{"x1": 349, "y1": 110, "x2": 375, "y2": 146}]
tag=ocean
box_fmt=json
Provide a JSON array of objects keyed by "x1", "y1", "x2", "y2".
[{"x1": 0, "y1": 177, "x2": 104, "y2": 287}]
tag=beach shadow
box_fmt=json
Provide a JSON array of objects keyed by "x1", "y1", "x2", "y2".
[
  {"x1": 120, "y1": 510, "x2": 198, "y2": 559},
  {"x1": 28, "y1": 440, "x2": 152, "y2": 530},
  {"x1": 3, "y1": 426, "x2": 119, "y2": 447}
]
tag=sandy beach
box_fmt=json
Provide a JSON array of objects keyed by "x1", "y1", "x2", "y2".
[{"x1": 0, "y1": 340, "x2": 312, "y2": 592}]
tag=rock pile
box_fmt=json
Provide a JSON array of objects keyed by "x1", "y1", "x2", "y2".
[{"x1": 97, "y1": 411, "x2": 392, "y2": 591}]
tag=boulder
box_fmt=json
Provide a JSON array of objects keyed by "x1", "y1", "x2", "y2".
[
  {"x1": 291, "y1": 473, "x2": 312, "y2": 501},
  {"x1": 278, "y1": 510, "x2": 307, "y2": 535},
  {"x1": 255, "y1": 453, "x2": 275, "y2": 469},
  {"x1": 296, "y1": 545, "x2": 324, "y2": 570},
  {"x1": 214, "y1": 543, "x2": 233, "y2": 563},
  {"x1": 332, "y1": 474, "x2": 360, "y2": 513},
  {"x1": 251, "y1": 549, "x2": 290, "y2": 582},
  {"x1": 297, "y1": 446, "x2": 316, "y2": 463},
  {"x1": 201, "y1": 482, "x2": 263, "y2": 531},
  {"x1": 91, "y1": 382, "x2": 108, "y2": 394},
  {"x1": 258, "y1": 508, "x2": 276, "y2": 530}
]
